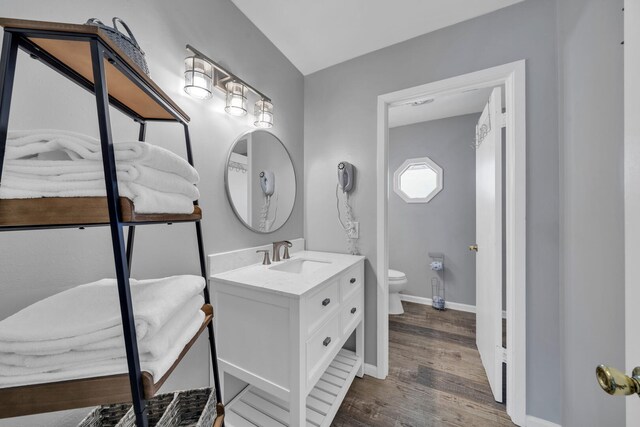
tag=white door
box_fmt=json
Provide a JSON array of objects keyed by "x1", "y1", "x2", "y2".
[
  {"x1": 475, "y1": 86, "x2": 504, "y2": 402},
  {"x1": 626, "y1": 0, "x2": 640, "y2": 423}
]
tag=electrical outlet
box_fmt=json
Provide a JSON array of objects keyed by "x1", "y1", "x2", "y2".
[{"x1": 347, "y1": 222, "x2": 359, "y2": 239}]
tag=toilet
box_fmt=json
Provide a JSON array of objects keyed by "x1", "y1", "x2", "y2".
[{"x1": 388, "y1": 269, "x2": 408, "y2": 315}]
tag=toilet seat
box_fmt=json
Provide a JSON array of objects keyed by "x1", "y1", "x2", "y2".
[{"x1": 388, "y1": 269, "x2": 407, "y2": 282}]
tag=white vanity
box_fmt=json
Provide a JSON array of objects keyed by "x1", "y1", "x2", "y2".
[{"x1": 210, "y1": 249, "x2": 365, "y2": 427}]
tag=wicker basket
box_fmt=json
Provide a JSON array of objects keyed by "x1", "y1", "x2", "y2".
[
  {"x1": 78, "y1": 388, "x2": 217, "y2": 427},
  {"x1": 77, "y1": 403, "x2": 132, "y2": 427},
  {"x1": 156, "y1": 388, "x2": 217, "y2": 427},
  {"x1": 85, "y1": 17, "x2": 150, "y2": 75},
  {"x1": 115, "y1": 393, "x2": 175, "y2": 427}
]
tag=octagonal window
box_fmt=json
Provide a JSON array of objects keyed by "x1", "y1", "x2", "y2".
[{"x1": 393, "y1": 157, "x2": 443, "y2": 203}]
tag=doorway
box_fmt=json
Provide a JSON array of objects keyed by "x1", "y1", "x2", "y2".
[{"x1": 375, "y1": 61, "x2": 527, "y2": 426}]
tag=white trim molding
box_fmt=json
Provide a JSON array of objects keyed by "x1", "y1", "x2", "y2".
[
  {"x1": 399, "y1": 294, "x2": 507, "y2": 318},
  {"x1": 363, "y1": 363, "x2": 381, "y2": 378},
  {"x1": 526, "y1": 415, "x2": 562, "y2": 427},
  {"x1": 377, "y1": 60, "x2": 527, "y2": 426},
  {"x1": 399, "y1": 294, "x2": 476, "y2": 314}
]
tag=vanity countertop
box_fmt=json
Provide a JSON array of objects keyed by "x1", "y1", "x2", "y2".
[{"x1": 210, "y1": 250, "x2": 364, "y2": 297}]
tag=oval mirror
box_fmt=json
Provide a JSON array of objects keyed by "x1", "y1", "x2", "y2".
[{"x1": 225, "y1": 130, "x2": 296, "y2": 233}]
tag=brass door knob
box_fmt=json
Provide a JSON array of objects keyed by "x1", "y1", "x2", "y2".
[
  {"x1": 469, "y1": 244, "x2": 478, "y2": 252},
  {"x1": 596, "y1": 365, "x2": 640, "y2": 396}
]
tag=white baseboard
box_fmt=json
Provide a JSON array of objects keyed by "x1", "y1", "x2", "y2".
[
  {"x1": 399, "y1": 294, "x2": 476, "y2": 313},
  {"x1": 526, "y1": 415, "x2": 561, "y2": 427},
  {"x1": 399, "y1": 294, "x2": 507, "y2": 319}
]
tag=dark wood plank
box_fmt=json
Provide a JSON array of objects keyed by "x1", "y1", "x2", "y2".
[
  {"x1": 334, "y1": 301, "x2": 515, "y2": 427},
  {"x1": 0, "y1": 197, "x2": 201, "y2": 228},
  {"x1": 0, "y1": 17, "x2": 189, "y2": 122},
  {"x1": 0, "y1": 304, "x2": 212, "y2": 419}
]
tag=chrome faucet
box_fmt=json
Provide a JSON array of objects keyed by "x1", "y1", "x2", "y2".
[
  {"x1": 272, "y1": 240, "x2": 292, "y2": 262},
  {"x1": 256, "y1": 249, "x2": 271, "y2": 265}
]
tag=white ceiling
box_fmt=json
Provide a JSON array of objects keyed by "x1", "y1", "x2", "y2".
[
  {"x1": 232, "y1": 0, "x2": 524, "y2": 75},
  {"x1": 388, "y1": 87, "x2": 494, "y2": 128}
]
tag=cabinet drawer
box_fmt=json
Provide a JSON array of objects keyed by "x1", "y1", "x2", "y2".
[
  {"x1": 306, "y1": 313, "x2": 340, "y2": 386},
  {"x1": 305, "y1": 280, "x2": 339, "y2": 335},
  {"x1": 340, "y1": 264, "x2": 363, "y2": 302},
  {"x1": 341, "y1": 291, "x2": 363, "y2": 336}
]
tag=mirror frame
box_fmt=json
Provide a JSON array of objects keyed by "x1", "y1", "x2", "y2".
[{"x1": 224, "y1": 129, "x2": 297, "y2": 234}]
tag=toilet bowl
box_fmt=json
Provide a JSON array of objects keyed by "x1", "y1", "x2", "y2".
[{"x1": 388, "y1": 269, "x2": 408, "y2": 315}]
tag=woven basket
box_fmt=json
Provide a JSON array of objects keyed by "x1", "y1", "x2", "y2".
[
  {"x1": 85, "y1": 17, "x2": 150, "y2": 75},
  {"x1": 77, "y1": 403, "x2": 132, "y2": 427},
  {"x1": 115, "y1": 393, "x2": 175, "y2": 427},
  {"x1": 156, "y1": 388, "x2": 217, "y2": 427}
]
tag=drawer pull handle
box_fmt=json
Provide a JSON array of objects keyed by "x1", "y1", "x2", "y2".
[
  {"x1": 323, "y1": 337, "x2": 332, "y2": 346},
  {"x1": 350, "y1": 278, "x2": 356, "y2": 284},
  {"x1": 322, "y1": 298, "x2": 331, "y2": 306},
  {"x1": 351, "y1": 307, "x2": 357, "y2": 314}
]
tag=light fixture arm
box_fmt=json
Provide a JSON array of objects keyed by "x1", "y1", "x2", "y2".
[{"x1": 186, "y1": 44, "x2": 271, "y2": 103}]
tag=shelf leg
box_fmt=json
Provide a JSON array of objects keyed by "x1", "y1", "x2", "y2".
[
  {"x1": 356, "y1": 321, "x2": 365, "y2": 378},
  {"x1": 0, "y1": 30, "x2": 19, "y2": 181},
  {"x1": 126, "y1": 122, "x2": 145, "y2": 273},
  {"x1": 183, "y1": 124, "x2": 224, "y2": 409},
  {"x1": 126, "y1": 226, "x2": 135, "y2": 273},
  {"x1": 90, "y1": 40, "x2": 148, "y2": 427}
]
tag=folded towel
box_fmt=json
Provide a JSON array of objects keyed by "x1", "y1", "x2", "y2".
[
  {"x1": 80, "y1": 294, "x2": 205, "y2": 358},
  {"x1": 5, "y1": 159, "x2": 198, "y2": 188},
  {"x1": 0, "y1": 309, "x2": 205, "y2": 386},
  {"x1": 1, "y1": 165, "x2": 200, "y2": 200},
  {"x1": 5, "y1": 130, "x2": 199, "y2": 183},
  {"x1": 0, "y1": 275, "x2": 205, "y2": 344},
  {"x1": 0, "y1": 300, "x2": 205, "y2": 371},
  {"x1": 0, "y1": 295, "x2": 205, "y2": 362},
  {"x1": 0, "y1": 177, "x2": 197, "y2": 214}
]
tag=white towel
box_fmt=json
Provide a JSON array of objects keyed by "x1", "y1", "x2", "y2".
[
  {"x1": 0, "y1": 166, "x2": 200, "y2": 200},
  {"x1": 5, "y1": 130, "x2": 199, "y2": 183},
  {"x1": 0, "y1": 177, "x2": 197, "y2": 214},
  {"x1": 79, "y1": 294, "x2": 205, "y2": 358},
  {"x1": 5, "y1": 159, "x2": 198, "y2": 188},
  {"x1": 0, "y1": 295, "x2": 205, "y2": 362},
  {"x1": 0, "y1": 310, "x2": 205, "y2": 386},
  {"x1": 0, "y1": 296, "x2": 205, "y2": 375},
  {"x1": 0, "y1": 275, "x2": 205, "y2": 344}
]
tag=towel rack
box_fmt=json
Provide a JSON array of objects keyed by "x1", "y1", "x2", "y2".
[{"x1": 0, "y1": 18, "x2": 223, "y2": 427}]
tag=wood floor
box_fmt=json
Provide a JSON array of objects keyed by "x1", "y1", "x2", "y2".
[{"x1": 332, "y1": 301, "x2": 515, "y2": 427}]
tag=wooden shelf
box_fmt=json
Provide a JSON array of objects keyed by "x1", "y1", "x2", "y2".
[
  {"x1": 225, "y1": 349, "x2": 362, "y2": 427},
  {"x1": 0, "y1": 197, "x2": 201, "y2": 229},
  {"x1": 0, "y1": 304, "x2": 213, "y2": 419},
  {"x1": 0, "y1": 18, "x2": 189, "y2": 122}
]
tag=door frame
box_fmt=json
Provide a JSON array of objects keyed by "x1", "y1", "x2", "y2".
[
  {"x1": 625, "y1": 0, "x2": 640, "y2": 423},
  {"x1": 375, "y1": 60, "x2": 527, "y2": 425}
]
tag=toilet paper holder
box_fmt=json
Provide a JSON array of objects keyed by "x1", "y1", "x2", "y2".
[{"x1": 429, "y1": 252, "x2": 445, "y2": 310}]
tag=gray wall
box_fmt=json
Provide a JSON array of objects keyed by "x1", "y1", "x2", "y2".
[
  {"x1": 0, "y1": 1, "x2": 303, "y2": 425},
  {"x1": 557, "y1": 1, "x2": 625, "y2": 426},
  {"x1": 389, "y1": 114, "x2": 477, "y2": 305},
  {"x1": 304, "y1": 0, "x2": 561, "y2": 422}
]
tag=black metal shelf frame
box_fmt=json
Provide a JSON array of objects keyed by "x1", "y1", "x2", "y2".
[{"x1": 0, "y1": 27, "x2": 222, "y2": 427}]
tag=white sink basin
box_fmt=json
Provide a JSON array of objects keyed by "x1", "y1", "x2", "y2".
[{"x1": 270, "y1": 258, "x2": 332, "y2": 274}]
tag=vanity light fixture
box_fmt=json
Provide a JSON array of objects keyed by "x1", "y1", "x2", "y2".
[
  {"x1": 184, "y1": 56, "x2": 213, "y2": 99},
  {"x1": 254, "y1": 99, "x2": 274, "y2": 128},
  {"x1": 225, "y1": 81, "x2": 248, "y2": 116},
  {"x1": 184, "y1": 44, "x2": 274, "y2": 125}
]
